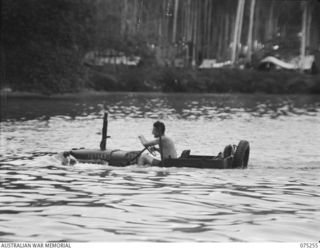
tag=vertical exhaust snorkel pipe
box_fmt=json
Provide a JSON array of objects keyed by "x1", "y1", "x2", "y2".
[{"x1": 100, "y1": 112, "x2": 110, "y2": 151}]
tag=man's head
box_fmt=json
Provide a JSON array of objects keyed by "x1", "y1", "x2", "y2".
[{"x1": 153, "y1": 121, "x2": 165, "y2": 137}]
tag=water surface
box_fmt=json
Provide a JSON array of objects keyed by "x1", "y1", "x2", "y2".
[{"x1": 0, "y1": 93, "x2": 319, "y2": 242}]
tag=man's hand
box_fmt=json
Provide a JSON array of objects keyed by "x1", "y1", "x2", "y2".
[
  {"x1": 138, "y1": 135, "x2": 146, "y2": 145},
  {"x1": 138, "y1": 135, "x2": 158, "y2": 156},
  {"x1": 153, "y1": 147, "x2": 160, "y2": 152},
  {"x1": 149, "y1": 146, "x2": 155, "y2": 153}
]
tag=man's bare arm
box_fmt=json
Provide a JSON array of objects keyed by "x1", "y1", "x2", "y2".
[{"x1": 138, "y1": 135, "x2": 159, "y2": 147}]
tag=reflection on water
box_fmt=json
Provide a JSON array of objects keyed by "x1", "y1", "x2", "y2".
[
  {"x1": 1, "y1": 93, "x2": 319, "y2": 121},
  {"x1": 0, "y1": 93, "x2": 320, "y2": 242}
]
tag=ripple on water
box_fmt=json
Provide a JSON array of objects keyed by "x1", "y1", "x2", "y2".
[{"x1": 1, "y1": 93, "x2": 320, "y2": 241}]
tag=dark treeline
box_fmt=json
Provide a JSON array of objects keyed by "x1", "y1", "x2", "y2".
[
  {"x1": 1, "y1": 0, "x2": 320, "y2": 94},
  {"x1": 2, "y1": 0, "x2": 96, "y2": 93}
]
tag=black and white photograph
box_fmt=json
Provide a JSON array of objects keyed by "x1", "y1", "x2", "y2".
[{"x1": 1, "y1": 0, "x2": 319, "y2": 247}]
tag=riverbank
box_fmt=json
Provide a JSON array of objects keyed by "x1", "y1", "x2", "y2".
[
  {"x1": 92, "y1": 66, "x2": 320, "y2": 94},
  {"x1": 2, "y1": 67, "x2": 320, "y2": 95}
]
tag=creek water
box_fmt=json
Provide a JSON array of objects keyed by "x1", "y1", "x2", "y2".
[{"x1": 0, "y1": 92, "x2": 319, "y2": 242}]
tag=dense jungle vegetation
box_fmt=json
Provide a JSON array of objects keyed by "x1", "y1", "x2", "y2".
[{"x1": 1, "y1": 0, "x2": 320, "y2": 94}]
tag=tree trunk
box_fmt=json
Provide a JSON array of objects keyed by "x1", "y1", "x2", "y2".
[
  {"x1": 180, "y1": 0, "x2": 185, "y2": 40},
  {"x1": 309, "y1": 0, "x2": 319, "y2": 50},
  {"x1": 158, "y1": 4, "x2": 163, "y2": 43},
  {"x1": 217, "y1": 14, "x2": 223, "y2": 60},
  {"x1": 253, "y1": 0, "x2": 260, "y2": 50},
  {"x1": 211, "y1": 11, "x2": 216, "y2": 59},
  {"x1": 121, "y1": 0, "x2": 128, "y2": 36},
  {"x1": 172, "y1": 0, "x2": 179, "y2": 43},
  {"x1": 203, "y1": 0, "x2": 208, "y2": 57},
  {"x1": 231, "y1": 0, "x2": 240, "y2": 63},
  {"x1": 207, "y1": 0, "x2": 213, "y2": 58},
  {"x1": 266, "y1": 0, "x2": 274, "y2": 41},
  {"x1": 237, "y1": 0, "x2": 245, "y2": 55},
  {"x1": 192, "y1": 0, "x2": 197, "y2": 67},
  {"x1": 128, "y1": 0, "x2": 137, "y2": 35},
  {"x1": 187, "y1": 0, "x2": 192, "y2": 41},
  {"x1": 163, "y1": 0, "x2": 168, "y2": 42},
  {"x1": 224, "y1": 13, "x2": 230, "y2": 60},
  {"x1": 197, "y1": 0, "x2": 202, "y2": 65},
  {"x1": 300, "y1": 1, "x2": 308, "y2": 69},
  {"x1": 185, "y1": 0, "x2": 192, "y2": 65},
  {"x1": 247, "y1": 0, "x2": 256, "y2": 61},
  {"x1": 231, "y1": 0, "x2": 245, "y2": 64},
  {"x1": 306, "y1": 0, "x2": 312, "y2": 53}
]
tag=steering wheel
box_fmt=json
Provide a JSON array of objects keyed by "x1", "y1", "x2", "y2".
[
  {"x1": 138, "y1": 135, "x2": 157, "y2": 156},
  {"x1": 144, "y1": 145, "x2": 157, "y2": 156}
]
